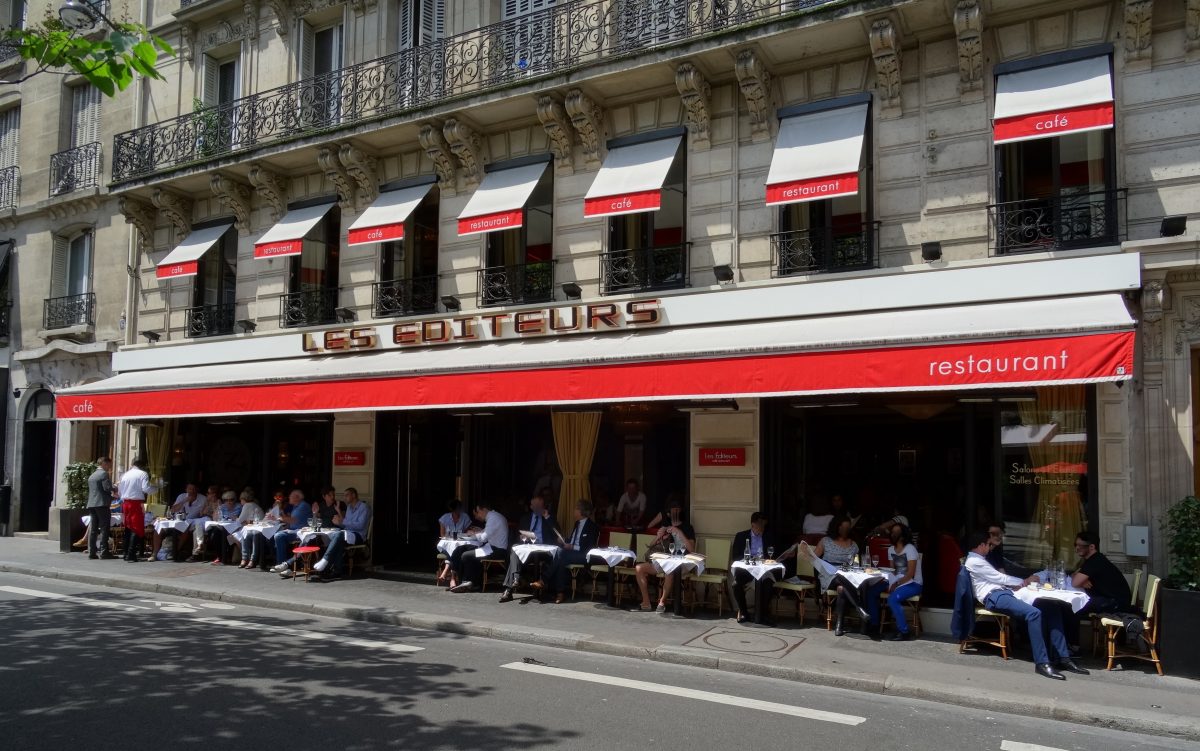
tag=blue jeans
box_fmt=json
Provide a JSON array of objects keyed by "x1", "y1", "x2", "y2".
[
  {"x1": 274, "y1": 531, "x2": 300, "y2": 566},
  {"x1": 887, "y1": 581, "x2": 923, "y2": 633},
  {"x1": 984, "y1": 589, "x2": 1070, "y2": 665},
  {"x1": 864, "y1": 580, "x2": 887, "y2": 625},
  {"x1": 321, "y1": 530, "x2": 352, "y2": 574},
  {"x1": 243, "y1": 532, "x2": 265, "y2": 564}
]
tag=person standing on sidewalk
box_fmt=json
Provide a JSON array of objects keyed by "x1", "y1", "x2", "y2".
[
  {"x1": 86, "y1": 458, "x2": 115, "y2": 560},
  {"x1": 117, "y1": 458, "x2": 158, "y2": 563}
]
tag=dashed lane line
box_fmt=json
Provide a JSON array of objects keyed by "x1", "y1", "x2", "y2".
[
  {"x1": 0, "y1": 585, "x2": 151, "y2": 612},
  {"x1": 190, "y1": 616, "x2": 424, "y2": 653}
]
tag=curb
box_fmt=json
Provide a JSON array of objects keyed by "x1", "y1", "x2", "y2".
[{"x1": 2, "y1": 561, "x2": 1197, "y2": 742}]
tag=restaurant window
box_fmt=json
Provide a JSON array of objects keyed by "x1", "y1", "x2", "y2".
[
  {"x1": 481, "y1": 169, "x2": 553, "y2": 306},
  {"x1": 778, "y1": 190, "x2": 872, "y2": 276},
  {"x1": 189, "y1": 225, "x2": 238, "y2": 336},
  {"x1": 604, "y1": 138, "x2": 686, "y2": 294},
  {"x1": 377, "y1": 189, "x2": 439, "y2": 316},
  {"x1": 285, "y1": 206, "x2": 340, "y2": 327},
  {"x1": 300, "y1": 20, "x2": 343, "y2": 125}
]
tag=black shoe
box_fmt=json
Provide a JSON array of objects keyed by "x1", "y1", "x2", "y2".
[
  {"x1": 889, "y1": 631, "x2": 912, "y2": 641},
  {"x1": 99, "y1": 553, "x2": 116, "y2": 560},
  {"x1": 499, "y1": 590, "x2": 514, "y2": 603},
  {"x1": 88, "y1": 553, "x2": 98, "y2": 560},
  {"x1": 1035, "y1": 663, "x2": 1066, "y2": 680},
  {"x1": 1056, "y1": 660, "x2": 1090, "y2": 675}
]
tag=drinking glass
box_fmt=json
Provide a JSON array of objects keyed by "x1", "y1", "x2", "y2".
[
  {"x1": 767, "y1": 546, "x2": 775, "y2": 561},
  {"x1": 669, "y1": 541, "x2": 677, "y2": 556}
]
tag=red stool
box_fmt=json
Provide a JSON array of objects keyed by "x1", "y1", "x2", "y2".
[{"x1": 291, "y1": 546, "x2": 322, "y2": 581}]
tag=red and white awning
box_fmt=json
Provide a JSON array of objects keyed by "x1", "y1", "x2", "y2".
[
  {"x1": 347, "y1": 184, "x2": 433, "y2": 246},
  {"x1": 993, "y1": 55, "x2": 1113, "y2": 144},
  {"x1": 766, "y1": 104, "x2": 868, "y2": 206},
  {"x1": 155, "y1": 223, "x2": 234, "y2": 279},
  {"x1": 457, "y1": 162, "x2": 549, "y2": 236},
  {"x1": 584, "y1": 136, "x2": 683, "y2": 218},
  {"x1": 253, "y1": 202, "x2": 336, "y2": 259},
  {"x1": 55, "y1": 294, "x2": 1134, "y2": 420}
]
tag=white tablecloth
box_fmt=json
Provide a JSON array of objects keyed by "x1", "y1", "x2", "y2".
[
  {"x1": 650, "y1": 553, "x2": 705, "y2": 577},
  {"x1": 513, "y1": 543, "x2": 560, "y2": 564},
  {"x1": 809, "y1": 556, "x2": 894, "y2": 589},
  {"x1": 436, "y1": 538, "x2": 478, "y2": 556},
  {"x1": 588, "y1": 547, "x2": 635, "y2": 567},
  {"x1": 153, "y1": 518, "x2": 191, "y2": 534},
  {"x1": 84, "y1": 511, "x2": 152, "y2": 528},
  {"x1": 730, "y1": 560, "x2": 785, "y2": 581},
  {"x1": 236, "y1": 521, "x2": 282, "y2": 541},
  {"x1": 205, "y1": 520, "x2": 242, "y2": 534},
  {"x1": 1014, "y1": 584, "x2": 1090, "y2": 613}
]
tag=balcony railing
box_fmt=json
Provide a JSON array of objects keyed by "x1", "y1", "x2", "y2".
[
  {"x1": 185, "y1": 302, "x2": 236, "y2": 338},
  {"x1": 113, "y1": 0, "x2": 838, "y2": 182},
  {"x1": 49, "y1": 142, "x2": 102, "y2": 196},
  {"x1": 600, "y1": 243, "x2": 690, "y2": 295},
  {"x1": 0, "y1": 165, "x2": 18, "y2": 210},
  {"x1": 989, "y1": 189, "x2": 1127, "y2": 255},
  {"x1": 279, "y1": 287, "x2": 338, "y2": 328},
  {"x1": 771, "y1": 222, "x2": 879, "y2": 277},
  {"x1": 373, "y1": 276, "x2": 438, "y2": 318},
  {"x1": 43, "y1": 292, "x2": 95, "y2": 330},
  {"x1": 478, "y1": 261, "x2": 554, "y2": 307}
]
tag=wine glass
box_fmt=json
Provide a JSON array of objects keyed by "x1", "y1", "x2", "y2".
[
  {"x1": 767, "y1": 546, "x2": 775, "y2": 561},
  {"x1": 668, "y1": 540, "x2": 677, "y2": 556}
]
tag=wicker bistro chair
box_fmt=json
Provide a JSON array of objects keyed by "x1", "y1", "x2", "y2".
[
  {"x1": 689, "y1": 538, "x2": 731, "y2": 616},
  {"x1": 1091, "y1": 569, "x2": 1143, "y2": 655},
  {"x1": 614, "y1": 533, "x2": 659, "y2": 606},
  {"x1": 773, "y1": 556, "x2": 817, "y2": 623},
  {"x1": 878, "y1": 554, "x2": 924, "y2": 636},
  {"x1": 589, "y1": 532, "x2": 634, "y2": 601},
  {"x1": 960, "y1": 606, "x2": 1012, "y2": 660},
  {"x1": 1099, "y1": 574, "x2": 1164, "y2": 675}
]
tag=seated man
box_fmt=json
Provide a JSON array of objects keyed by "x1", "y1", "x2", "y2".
[
  {"x1": 635, "y1": 497, "x2": 695, "y2": 613},
  {"x1": 510, "y1": 499, "x2": 597, "y2": 604},
  {"x1": 963, "y1": 531, "x2": 1087, "y2": 680},
  {"x1": 730, "y1": 512, "x2": 779, "y2": 625},
  {"x1": 270, "y1": 490, "x2": 313, "y2": 575},
  {"x1": 449, "y1": 503, "x2": 510, "y2": 593},
  {"x1": 1065, "y1": 530, "x2": 1134, "y2": 646},
  {"x1": 985, "y1": 521, "x2": 1033, "y2": 578},
  {"x1": 155, "y1": 483, "x2": 204, "y2": 561},
  {"x1": 186, "y1": 486, "x2": 221, "y2": 561},
  {"x1": 203, "y1": 491, "x2": 241, "y2": 565},
  {"x1": 312, "y1": 488, "x2": 369, "y2": 579},
  {"x1": 498, "y1": 494, "x2": 560, "y2": 602}
]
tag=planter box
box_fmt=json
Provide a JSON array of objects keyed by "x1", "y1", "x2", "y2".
[
  {"x1": 1159, "y1": 587, "x2": 1200, "y2": 679},
  {"x1": 56, "y1": 508, "x2": 88, "y2": 553}
]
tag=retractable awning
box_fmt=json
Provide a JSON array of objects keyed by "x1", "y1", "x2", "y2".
[
  {"x1": 993, "y1": 55, "x2": 1113, "y2": 144},
  {"x1": 253, "y1": 202, "x2": 336, "y2": 259},
  {"x1": 347, "y1": 184, "x2": 434, "y2": 246},
  {"x1": 766, "y1": 103, "x2": 868, "y2": 206},
  {"x1": 154, "y1": 223, "x2": 234, "y2": 279},
  {"x1": 584, "y1": 136, "x2": 683, "y2": 218},
  {"x1": 56, "y1": 294, "x2": 1134, "y2": 420},
  {"x1": 457, "y1": 162, "x2": 549, "y2": 236}
]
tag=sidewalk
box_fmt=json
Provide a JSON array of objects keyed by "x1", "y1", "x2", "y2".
[{"x1": 2, "y1": 536, "x2": 1196, "y2": 741}]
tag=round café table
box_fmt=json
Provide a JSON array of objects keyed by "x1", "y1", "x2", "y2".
[
  {"x1": 587, "y1": 547, "x2": 636, "y2": 608},
  {"x1": 730, "y1": 560, "x2": 786, "y2": 624},
  {"x1": 650, "y1": 553, "x2": 706, "y2": 616}
]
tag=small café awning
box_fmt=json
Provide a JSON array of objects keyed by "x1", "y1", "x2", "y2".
[
  {"x1": 766, "y1": 102, "x2": 868, "y2": 206},
  {"x1": 347, "y1": 183, "x2": 434, "y2": 246},
  {"x1": 457, "y1": 162, "x2": 549, "y2": 236},
  {"x1": 583, "y1": 135, "x2": 683, "y2": 218},
  {"x1": 155, "y1": 223, "x2": 234, "y2": 279},
  {"x1": 993, "y1": 54, "x2": 1113, "y2": 144},
  {"x1": 253, "y1": 202, "x2": 336, "y2": 259}
]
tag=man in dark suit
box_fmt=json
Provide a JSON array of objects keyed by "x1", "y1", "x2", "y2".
[
  {"x1": 730, "y1": 512, "x2": 779, "y2": 625},
  {"x1": 499, "y1": 494, "x2": 560, "y2": 602},
  {"x1": 536, "y1": 499, "x2": 600, "y2": 603}
]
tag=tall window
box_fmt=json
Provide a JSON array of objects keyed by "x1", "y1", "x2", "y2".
[
  {"x1": 194, "y1": 227, "x2": 238, "y2": 307},
  {"x1": 203, "y1": 56, "x2": 239, "y2": 106},
  {"x1": 284, "y1": 206, "x2": 340, "y2": 327},
  {"x1": 46, "y1": 230, "x2": 94, "y2": 328},
  {"x1": 604, "y1": 139, "x2": 686, "y2": 294},
  {"x1": 300, "y1": 21, "x2": 343, "y2": 125},
  {"x1": 0, "y1": 106, "x2": 18, "y2": 210},
  {"x1": 51, "y1": 85, "x2": 101, "y2": 195},
  {"x1": 398, "y1": 0, "x2": 444, "y2": 49},
  {"x1": 777, "y1": 184, "x2": 872, "y2": 275},
  {"x1": 482, "y1": 170, "x2": 553, "y2": 305},
  {"x1": 68, "y1": 84, "x2": 101, "y2": 150},
  {"x1": 378, "y1": 190, "x2": 438, "y2": 315}
]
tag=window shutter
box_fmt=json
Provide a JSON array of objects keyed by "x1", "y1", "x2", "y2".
[
  {"x1": 398, "y1": 0, "x2": 414, "y2": 49},
  {"x1": 70, "y1": 85, "x2": 100, "y2": 148},
  {"x1": 300, "y1": 22, "x2": 316, "y2": 78},
  {"x1": 50, "y1": 235, "x2": 68, "y2": 298},
  {"x1": 418, "y1": 0, "x2": 443, "y2": 43},
  {"x1": 0, "y1": 107, "x2": 19, "y2": 168},
  {"x1": 332, "y1": 23, "x2": 344, "y2": 69},
  {"x1": 202, "y1": 55, "x2": 220, "y2": 106}
]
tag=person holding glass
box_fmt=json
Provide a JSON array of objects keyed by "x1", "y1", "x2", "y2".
[
  {"x1": 729, "y1": 512, "x2": 785, "y2": 625},
  {"x1": 811, "y1": 516, "x2": 877, "y2": 637},
  {"x1": 884, "y1": 523, "x2": 922, "y2": 641},
  {"x1": 634, "y1": 497, "x2": 695, "y2": 613}
]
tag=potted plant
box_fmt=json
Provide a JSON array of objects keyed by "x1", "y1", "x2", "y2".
[
  {"x1": 57, "y1": 461, "x2": 97, "y2": 553},
  {"x1": 1159, "y1": 495, "x2": 1200, "y2": 678}
]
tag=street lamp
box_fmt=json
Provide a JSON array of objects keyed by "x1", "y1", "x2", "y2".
[{"x1": 59, "y1": 1, "x2": 116, "y2": 32}]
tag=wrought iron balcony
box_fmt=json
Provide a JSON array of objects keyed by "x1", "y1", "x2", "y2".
[
  {"x1": 600, "y1": 243, "x2": 690, "y2": 295},
  {"x1": 373, "y1": 276, "x2": 438, "y2": 318},
  {"x1": 0, "y1": 39, "x2": 19, "y2": 65},
  {"x1": 771, "y1": 222, "x2": 879, "y2": 277},
  {"x1": 113, "y1": 0, "x2": 839, "y2": 182},
  {"x1": 43, "y1": 292, "x2": 95, "y2": 330},
  {"x1": 49, "y1": 142, "x2": 102, "y2": 196},
  {"x1": 0, "y1": 165, "x2": 18, "y2": 210},
  {"x1": 989, "y1": 189, "x2": 1127, "y2": 255},
  {"x1": 184, "y1": 302, "x2": 236, "y2": 338},
  {"x1": 478, "y1": 261, "x2": 554, "y2": 307},
  {"x1": 279, "y1": 287, "x2": 338, "y2": 328}
]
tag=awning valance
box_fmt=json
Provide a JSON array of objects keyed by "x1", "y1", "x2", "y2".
[
  {"x1": 253, "y1": 202, "x2": 335, "y2": 259},
  {"x1": 56, "y1": 294, "x2": 1134, "y2": 420},
  {"x1": 766, "y1": 103, "x2": 868, "y2": 206},
  {"x1": 347, "y1": 184, "x2": 434, "y2": 246},
  {"x1": 457, "y1": 162, "x2": 549, "y2": 236},
  {"x1": 155, "y1": 223, "x2": 234, "y2": 279},
  {"x1": 584, "y1": 136, "x2": 683, "y2": 218},
  {"x1": 994, "y1": 55, "x2": 1113, "y2": 144}
]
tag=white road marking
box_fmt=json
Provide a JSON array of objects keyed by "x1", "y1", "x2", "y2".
[
  {"x1": 1001, "y1": 741, "x2": 1070, "y2": 751},
  {"x1": 0, "y1": 585, "x2": 150, "y2": 612},
  {"x1": 190, "y1": 616, "x2": 424, "y2": 653},
  {"x1": 500, "y1": 662, "x2": 866, "y2": 725}
]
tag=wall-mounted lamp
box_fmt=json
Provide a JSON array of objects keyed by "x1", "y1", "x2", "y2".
[
  {"x1": 713, "y1": 264, "x2": 734, "y2": 283},
  {"x1": 237, "y1": 319, "x2": 257, "y2": 333},
  {"x1": 921, "y1": 241, "x2": 943, "y2": 262},
  {"x1": 335, "y1": 307, "x2": 356, "y2": 323},
  {"x1": 1160, "y1": 215, "x2": 1188, "y2": 238},
  {"x1": 11, "y1": 388, "x2": 21, "y2": 399},
  {"x1": 140, "y1": 330, "x2": 161, "y2": 344},
  {"x1": 441, "y1": 295, "x2": 461, "y2": 312},
  {"x1": 562, "y1": 282, "x2": 582, "y2": 299}
]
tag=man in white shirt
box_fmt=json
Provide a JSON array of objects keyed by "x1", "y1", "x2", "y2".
[
  {"x1": 153, "y1": 483, "x2": 204, "y2": 561},
  {"x1": 117, "y1": 458, "x2": 158, "y2": 562},
  {"x1": 963, "y1": 531, "x2": 1087, "y2": 680},
  {"x1": 449, "y1": 503, "x2": 509, "y2": 593},
  {"x1": 615, "y1": 479, "x2": 647, "y2": 526}
]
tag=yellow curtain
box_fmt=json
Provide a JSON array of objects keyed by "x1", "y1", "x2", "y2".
[
  {"x1": 551, "y1": 411, "x2": 602, "y2": 531},
  {"x1": 1018, "y1": 387, "x2": 1087, "y2": 565},
  {"x1": 145, "y1": 420, "x2": 175, "y2": 504}
]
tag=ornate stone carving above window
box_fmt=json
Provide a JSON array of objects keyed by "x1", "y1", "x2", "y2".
[
  {"x1": 210, "y1": 174, "x2": 253, "y2": 233},
  {"x1": 869, "y1": 17, "x2": 902, "y2": 111},
  {"x1": 953, "y1": 1, "x2": 983, "y2": 93},
  {"x1": 1124, "y1": 0, "x2": 1153, "y2": 64},
  {"x1": 119, "y1": 197, "x2": 158, "y2": 251},
  {"x1": 734, "y1": 49, "x2": 773, "y2": 142},
  {"x1": 675, "y1": 62, "x2": 712, "y2": 151},
  {"x1": 419, "y1": 122, "x2": 457, "y2": 195},
  {"x1": 151, "y1": 188, "x2": 194, "y2": 237},
  {"x1": 564, "y1": 89, "x2": 604, "y2": 170},
  {"x1": 536, "y1": 94, "x2": 575, "y2": 174},
  {"x1": 247, "y1": 163, "x2": 288, "y2": 222},
  {"x1": 443, "y1": 119, "x2": 484, "y2": 189}
]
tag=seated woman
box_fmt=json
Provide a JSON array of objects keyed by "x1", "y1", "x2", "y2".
[
  {"x1": 235, "y1": 491, "x2": 265, "y2": 568},
  {"x1": 884, "y1": 523, "x2": 922, "y2": 641},
  {"x1": 810, "y1": 515, "x2": 876, "y2": 638},
  {"x1": 436, "y1": 500, "x2": 472, "y2": 585},
  {"x1": 634, "y1": 499, "x2": 695, "y2": 613},
  {"x1": 204, "y1": 491, "x2": 241, "y2": 565},
  {"x1": 242, "y1": 493, "x2": 290, "y2": 570}
]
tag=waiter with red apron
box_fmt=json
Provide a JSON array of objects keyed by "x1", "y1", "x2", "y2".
[{"x1": 118, "y1": 458, "x2": 158, "y2": 562}]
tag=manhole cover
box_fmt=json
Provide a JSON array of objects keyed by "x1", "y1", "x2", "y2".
[{"x1": 683, "y1": 626, "x2": 805, "y2": 658}]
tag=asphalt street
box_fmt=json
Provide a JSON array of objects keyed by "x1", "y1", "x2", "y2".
[{"x1": 0, "y1": 571, "x2": 1193, "y2": 751}]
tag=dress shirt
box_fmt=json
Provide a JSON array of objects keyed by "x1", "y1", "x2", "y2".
[
  {"x1": 749, "y1": 531, "x2": 764, "y2": 557},
  {"x1": 173, "y1": 494, "x2": 205, "y2": 518},
  {"x1": 474, "y1": 510, "x2": 509, "y2": 550},
  {"x1": 117, "y1": 467, "x2": 155, "y2": 500},
  {"x1": 529, "y1": 512, "x2": 544, "y2": 544},
  {"x1": 341, "y1": 501, "x2": 371, "y2": 538},
  {"x1": 568, "y1": 519, "x2": 585, "y2": 549},
  {"x1": 964, "y1": 551, "x2": 1023, "y2": 604}
]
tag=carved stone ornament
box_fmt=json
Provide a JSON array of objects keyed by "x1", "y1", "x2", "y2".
[
  {"x1": 564, "y1": 88, "x2": 604, "y2": 169},
  {"x1": 953, "y1": 1, "x2": 983, "y2": 93},
  {"x1": 419, "y1": 122, "x2": 457, "y2": 194},
  {"x1": 869, "y1": 17, "x2": 902, "y2": 110},
  {"x1": 443, "y1": 119, "x2": 483, "y2": 189},
  {"x1": 200, "y1": 19, "x2": 247, "y2": 52},
  {"x1": 1144, "y1": 317, "x2": 1165, "y2": 361},
  {"x1": 339, "y1": 143, "x2": 379, "y2": 207},
  {"x1": 734, "y1": 49, "x2": 773, "y2": 142},
  {"x1": 247, "y1": 162, "x2": 288, "y2": 222},
  {"x1": 1189, "y1": 0, "x2": 1200, "y2": 51},
  {"x1": 151, "y1": 188, "x2": 194, "y2": 237},
  {"x1": 1143, "y1": 278, "x2": 1169, "y2": 323},
  {"x1": 349, "y1": 0, "x2": 379, "y2": 14},
  {"x1": 675, "y1": 62, "x2": 712, "y2": 151},
  {"x1": 210, "y1": 174, "x2": 253, "y2": 233},
  {"x1": 318, "y1": 144, "x2": 356, "y2": 209},
  {"x1": 266, "y1": 0, "x2": 291, "y2": 36},
  {"x1": 1175, "y1": 296, "x2": 1200, "y2": 355},
  {"x1": 1124, "y1": 0, "x2": 1154, "y2": 64},
  {"x1": 244, "y1": 1, "x2": 260, "y2": 40},
  {"x1": 536, "y1": 94, "x2": 575, "y2": 174},
  {"x1": 119, "y1": 197, "x2": 158, "y2": 251},
  {"x1": 45, "y1": 196, "x2": 100, "y2": 221},
  {"x1": 179, "y1": 22, "x2": 196, "y2": 62}
]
